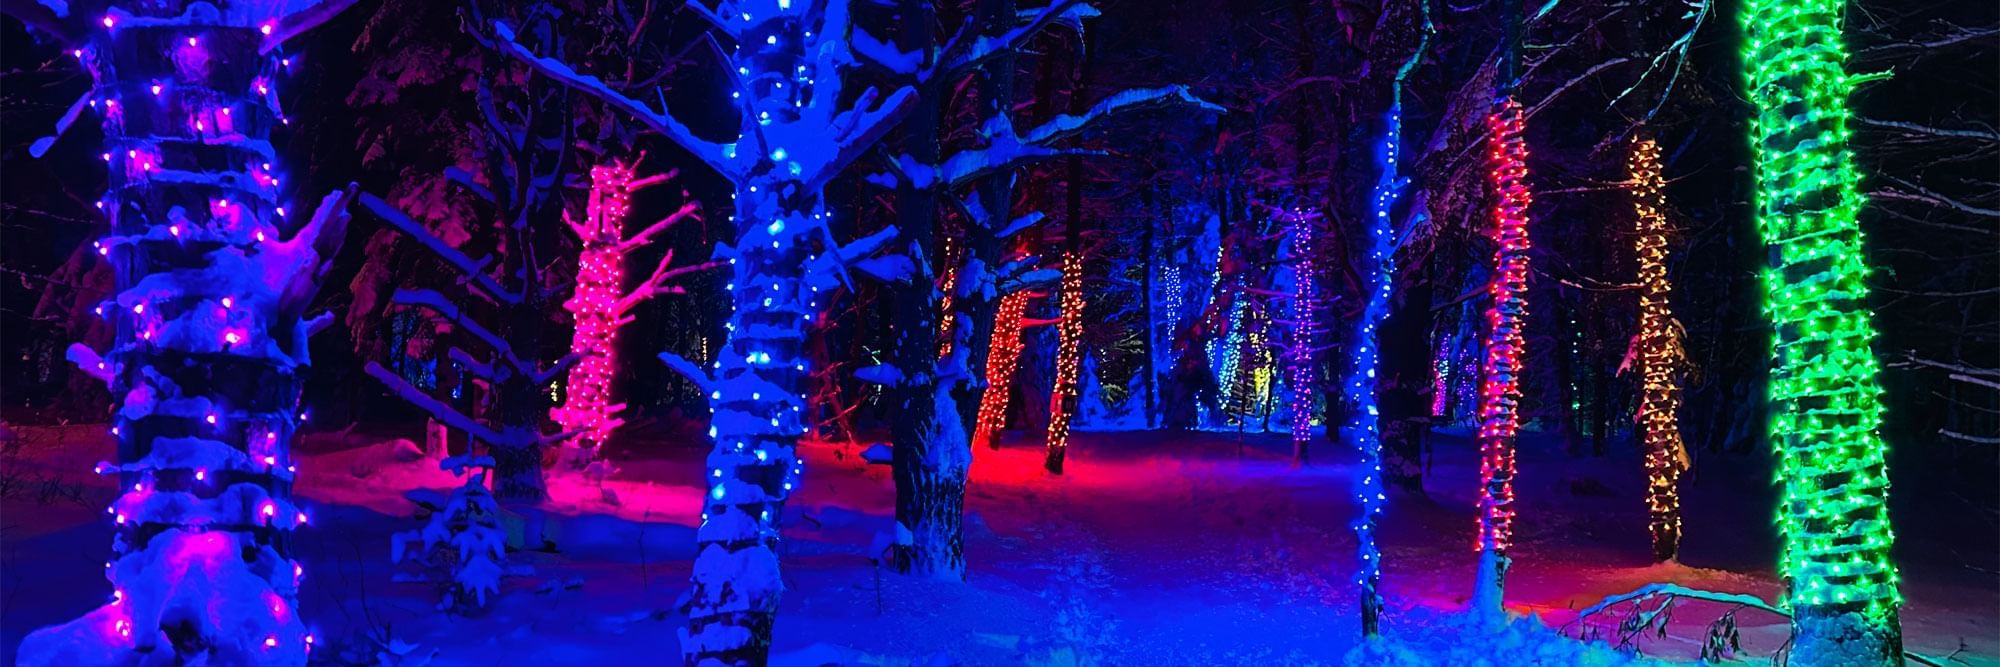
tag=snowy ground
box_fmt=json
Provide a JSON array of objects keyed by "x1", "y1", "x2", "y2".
[{"x1": 2, "y1": 423, "x2": 1994, "y2": 665}]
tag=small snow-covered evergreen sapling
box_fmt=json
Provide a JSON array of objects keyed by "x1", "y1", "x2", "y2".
[{"x1": 392, "y1": 455, "x2": 513, "y2": 611}]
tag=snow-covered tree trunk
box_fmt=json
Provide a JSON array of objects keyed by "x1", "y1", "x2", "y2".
[
  {"x1": 886, "y1": 0, "x2": 970, "y2": 580},
  {"x1": 15, "y1": 2, "x2": 355, "y2": 662},
  {"x1": 1471, "y1": 97, "x2": 1533, "y2": 619},
  {"x1": 954, "y1": 0, "x2": 1021, "y2": 443},
  {"x1": 498, "y1": 0, "x2": 916, "y2": 660},
  {"x1": 1626, "y1": 136, "x2": 1687, "y2": 563},
  {"x1": 1741, "y1": 0, "x2": 1904, "y2": 659}
]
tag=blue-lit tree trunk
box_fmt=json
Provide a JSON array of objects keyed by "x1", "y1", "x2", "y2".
[
  {"x1": 497, "y1": 2, "x2": 917, "y2": 661},
  {"x1": 10, "y1": 2, "x2": 355, "y2": 663},
  {"x1": 1346, "y1": 2, "x2": 1429, "y2": 635}
]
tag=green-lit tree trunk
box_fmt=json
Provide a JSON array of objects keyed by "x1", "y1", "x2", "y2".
[{"x1": 1741, "y1": 0, "x2": 1904, "y2": 661}]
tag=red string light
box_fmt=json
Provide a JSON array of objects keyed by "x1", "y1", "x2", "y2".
[
  {"x1": 1044, "y1": 251, "x2": 1087, "y2": 472},
  {"x1": 1475, "y1": 98, "x2": 1533, "y2": 554},
  {"x1": 972, "y1": 290, "x2": 1031, "y2": 450}
]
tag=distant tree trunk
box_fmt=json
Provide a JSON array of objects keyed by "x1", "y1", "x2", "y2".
[
  {"x1": 1140, "y1": 183, "x2": 1158, "y2": 427},
  {"x1": 1379, "y1": 275, "x2": 1431, "y2": 494}
]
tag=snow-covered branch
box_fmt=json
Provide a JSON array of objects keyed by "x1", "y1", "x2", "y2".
[
  {"x1": 811, "y1": 86, "x2": 921, "y2": 192},
  {"x1": 617, "y1": 202, "x2": 702, "y2": 253},
  {"x1": 938, "y1": 0, "x2": 1093, "y2": 75},
  {"x1": 491, "y1": 20, "x2": 739, "y2": 181},
  {"x1": 915, "y1": 86, "x2": 1219, "y2": 191},
  {"x1": 533, "y1": 353, "x2": 583, "y2": 387},
  {"x1": 1576, "y1": 583, "x2": 1786, "y2": 620},
  {"x1": 449, "y1": 347, "x2": 501, "y2": 384},
  {"x1": 365, "y1": 362, "x2": 514, "y2": 446},
  {"x1": 657, "y1": 351, "x2": 712, "y2": 390},
  {"x1": 613, "y1": 253, "x2": 723, "y2": 315},
  {"x1": 390, "y1": 289, "x2": 544, "y2": 382},
  {"x1": 445, "y1": 166, "x2": 500, "y2": 206},
  {"x1": 358, "y1": 194, "x2": 523, "y2": 304},
  {"x1": 259, "y1": 0, "x2": 361, "y2": 55}
]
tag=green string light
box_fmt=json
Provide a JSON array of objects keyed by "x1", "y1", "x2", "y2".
[{"x1": 1741, "y1": 0, "x2": 1901, "y2": 619}]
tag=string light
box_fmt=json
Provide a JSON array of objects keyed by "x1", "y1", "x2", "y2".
[
  {"x1": 972, "y1": 290, "x2": 1031, "y2": 449},
  {"x1": 1044, "y1": 251, "x2": 1087, "y2": 473},
  {"x1": 1627, "y1": 136, "x2": 1687, "y2": 562},
  {"x1": 1741, "y1": 0, "x2": 1902, "y2": 620},
  {"x1": 1474, "y1": 98, "x2": 1533, "y2": 557},
  {"x1": 57, "y1": 11, "x2": 315, "y2": 661},
  {"x1": 1348, "y1": 105, "x2": 1409, "y2": 634},
  {"x1": 552, "y1": 163, "x2": 635, "y2": 459},
  {"x1": 1283, "y1": 207, "x2": 1320, "y2": 461}
]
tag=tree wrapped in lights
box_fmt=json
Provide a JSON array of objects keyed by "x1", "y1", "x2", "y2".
[
  {"x1": 495, "y1": 1, "x2": 927, "y2": 659},
  {"x1": 1626, "y1": 136, "x2": 1688, "y2": 563},
  {"x1": 1044, "y1": 250, "x2": 1087, "y2": 472},
  {"x1": 1740, "y1": 0, "x2": 1904, "y2": 659},
  {"x1": 1282, "y1": 207, "x2": 1321, "y2": 465},
  {"x1": 1346, "y1": 3, "x2": 1428, "y2": 634},
  {"x1": 551, "y1": 162, "x2": 707, "y2": 467},
  {"x1": 871, "y1": 0, "x2": 1217, "y2": 572},
  {"x1": 1471, "y1": 95, "x2": 1534, "y2": 616},
  {"x1": 973, "y1": 290, "x2": 1034, "y2": 449},
  {"x1": 355, "y1": 6, "x2": 610, "y2": 504},
  {"x1": 9, "y1": 1, "x2": 356, "y2": 662}
]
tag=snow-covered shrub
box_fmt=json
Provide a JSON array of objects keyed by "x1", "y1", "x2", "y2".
[{"x1": 392, "y1": 455, "x2": 508, "y2": 612}]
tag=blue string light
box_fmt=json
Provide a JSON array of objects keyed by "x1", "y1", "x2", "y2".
[{"x1": 1347, "y1": 103, "x2": 1410, "y2": 628}]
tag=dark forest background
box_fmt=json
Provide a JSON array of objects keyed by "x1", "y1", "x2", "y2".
[{"x1": 4, "y1": 0, "x2": 1994, "y2": 554}]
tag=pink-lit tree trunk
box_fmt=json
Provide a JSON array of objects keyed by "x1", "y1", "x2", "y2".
[
  {"x1": 1471, "y1": 97, "x2": 1534, "y2": 618},
  {"x1": 552, "y1": 162, "x2": 705, "y2": 468}
]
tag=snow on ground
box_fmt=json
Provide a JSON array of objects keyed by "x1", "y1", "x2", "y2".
[{"x1": 2, "y1": 423, "x2": 1993, "y2": 665}]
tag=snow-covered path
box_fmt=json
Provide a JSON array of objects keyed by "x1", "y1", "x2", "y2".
[{"x1": 2, "y1": 425, "x2": 1993, "y2": 665}]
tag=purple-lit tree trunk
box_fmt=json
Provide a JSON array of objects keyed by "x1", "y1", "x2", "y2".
[
  {"x1": 497, "y1": 1, "x2": 916, "y2": 661},
  {"x1": 11, "y1": 2, "x2": 355, "y2": 663}
]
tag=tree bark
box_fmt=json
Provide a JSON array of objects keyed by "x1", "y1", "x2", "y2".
[{"x1": 888, "y1": 0, "x2": 970, "y2": 579}]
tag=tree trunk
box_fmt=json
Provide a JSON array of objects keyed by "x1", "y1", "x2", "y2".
[
  {"x1": 1628, "y1": 137, "x2": 1686, "y2": 563},
  {"x1": 19, "y1": 8, "x2": 348, "y2": 664},
  {"x1": 1043, "y1": 54, "x2": 1090, "y2": 473},
  {"x1": 887, "y1": 1, "x2": 970, "y2": 579},
  {"x1": 954, "y1": 0, "x2": 1020, "y2": 440},
  {"x1": 1742, "y1": 0, "x2": 1904, "y2": 657},
  {"x1": 1473, "y1": 97, "x2": 1533, "y2": 602}
]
